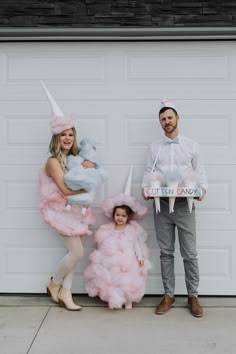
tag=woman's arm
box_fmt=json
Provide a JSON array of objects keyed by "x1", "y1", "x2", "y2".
[{"x1": 46, "y1": 158, "x2": 85, "y2": 196}]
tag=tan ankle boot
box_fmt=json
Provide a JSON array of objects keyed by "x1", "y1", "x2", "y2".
[
  {"x1": 58, "y1": 287, "x2": 82, "y2": 311},
  {"x1": 46, "y1": 277, "x2": 61, "y2": 303}
]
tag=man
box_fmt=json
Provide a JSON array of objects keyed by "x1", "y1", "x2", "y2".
[{"x1": 142, "y1": 99, "x2": 208, "y2": 317}]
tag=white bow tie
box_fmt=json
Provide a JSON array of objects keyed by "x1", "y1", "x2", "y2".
[{"x1": 163, "y1": 136, "x2": 179, "y2": 144}]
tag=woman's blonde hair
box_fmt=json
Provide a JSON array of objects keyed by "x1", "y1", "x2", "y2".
[{"x1": 49, "y1": 127, "x2": 79, "y2": 172}]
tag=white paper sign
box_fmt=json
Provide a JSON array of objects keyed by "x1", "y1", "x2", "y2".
[{"x1": 145, "y1": 186, "x2": 202, "y2": 198}]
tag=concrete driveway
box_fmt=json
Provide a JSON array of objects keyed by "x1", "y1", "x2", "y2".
[{"x1": 0, "y1": 295, "x2": 235, "y2": 354}]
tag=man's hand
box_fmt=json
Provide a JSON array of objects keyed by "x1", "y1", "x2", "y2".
[
  {"x1": 142, "y1": 187, "x2": 150, "y2": 201},
  {"x1": 197, "y1": 188, "x2": 206, "y2": 201}
]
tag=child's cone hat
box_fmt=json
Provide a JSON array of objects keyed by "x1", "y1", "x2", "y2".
[
  {"x1": 100, "y1": 166, "x2": 147, "y2": 220},
  {"x1": 40, "y1": 80, "x2": 75, "y2": 135},
  {"x1": 124, "y1": 165, "x2": 133, "y2": 195}
]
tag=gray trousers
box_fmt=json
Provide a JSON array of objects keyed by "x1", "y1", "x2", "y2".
[{"x1": 153, "y1": 198, "x2": 199, "y2": 296}]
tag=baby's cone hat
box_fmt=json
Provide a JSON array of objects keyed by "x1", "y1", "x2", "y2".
[
  {"x1": 40, "y1": 80, "x2": 75, "y2": 135},
  {"x1": 101, "y1": 166, "x2": 147, "y2": 220}
]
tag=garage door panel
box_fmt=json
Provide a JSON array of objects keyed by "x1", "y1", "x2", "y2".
[
  {"x1": 5, "y1": 48, "x2": 106, "y2": 82},
  {"x1": 197, "y1": 230, "x2": 236, "y2": 295},
  {"x1": 0, "y1": 166, "x2": 39, "y2": 227},
  {"x1": 0, "y1": 213, "x2": 42, "y2": 229},
  {"x1": 199, "y1": 248, "x2": 231, "y2": 279},
  {"x1": 5, "y1": 246, "x2": 65, "y2": 274},
  {"x1": 7, "y1": 117, "x2": 49, "y2": 146},
  {"x1": 196, "y1": 165, "x2": 236, "y2": 231},
  {"x1": 182, "y1": 117, "x2": 229, "y2": 148},
  {"x1": 126, "y1": 47, "x2": 229, "y2": 81}
]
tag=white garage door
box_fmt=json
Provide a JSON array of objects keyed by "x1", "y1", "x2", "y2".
[{"x1": 0, "y1": 41, "x2": 236, "y2": 295}]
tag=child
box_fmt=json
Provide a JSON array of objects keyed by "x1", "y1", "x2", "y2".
[
  {"x1": 84, "y1": 167, "x2": 151, "y2": 309},
  {"x1": 64, "y1": 137, "x2": 106, "y2": 214}
]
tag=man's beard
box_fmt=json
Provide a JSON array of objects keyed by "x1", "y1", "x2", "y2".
[{"x1": 164, "y1": 122, "x2": 177, "y2": 134}]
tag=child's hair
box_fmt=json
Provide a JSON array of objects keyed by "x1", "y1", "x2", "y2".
[
  {"x1": 112, "y1": 205, "x2": 133, "y2": 220},
  {"x1": 49, "y1": 127, "x2": 79, "y2": 172}
]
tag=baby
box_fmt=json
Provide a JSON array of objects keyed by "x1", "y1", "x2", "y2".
[{"x1": 64, "y1": 137, "x2": 106, "y2": 214}]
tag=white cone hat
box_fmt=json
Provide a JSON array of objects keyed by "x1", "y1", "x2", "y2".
[
  {"x1": 184, "y1": 180, "x2": 196, "y2": 213},
  {"x1": 150, "y1": 179, "x2": 161, "y2": 213},
  {"x1": 124, "y1": 166, "x2": 133, "y2": 195},
  {"x1": 40, "y1": 80, "x2": 64, "y2": 117},
  {"x1": 40, "y1": 80, "x2": 75, "y2": 135},
  {"x1": 183, "y1": 170, "x2": 199, "y2": 213},
  {"x1": 168, "y1": 181, "x2": 178, "y2": 214},
  {"x1": 160, "y1": 98, "x2": 176, "y2": 110},
  {"x1": 169, "y1": 196, "x2": 176, "y2": 214}
]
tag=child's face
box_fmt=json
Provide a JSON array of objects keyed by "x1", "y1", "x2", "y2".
[{"x1": 114, "y1": 208, "x2": 128, "y2": 226}]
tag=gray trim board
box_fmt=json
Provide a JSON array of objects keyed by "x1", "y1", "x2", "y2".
[
  {"x1": 1, "y1": 27, "x2": 236, "y2": 41},
  {"x1": 1, "y1": 295, "x2": 236, "y2": 307}
]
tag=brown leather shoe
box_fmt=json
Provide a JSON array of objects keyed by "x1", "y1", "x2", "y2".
[
  {"x1": 188, "y1": 296, "x2": 203, "y2": 317},
  {"x1": 155, "y1": 295, "x2": 175, "y2": 315}
]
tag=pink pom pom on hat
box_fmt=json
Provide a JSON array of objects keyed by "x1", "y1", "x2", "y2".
[
  {"x1": 160, "y1": 98, "x2": 176, "y2": 110},
  {"x1": 100, "y1": 166, "x2": 148, "y2": 220},
  {"x1": 40, "y1": 80, "x2": 75, "y2": 135}
]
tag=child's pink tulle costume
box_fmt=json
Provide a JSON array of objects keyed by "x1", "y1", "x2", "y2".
[
  {"x1": 38, "y1": 80, "x2": 96, "y2": 237},
  {"x1": 84, "y1": 167, "x2": 151, "y2": 309}
]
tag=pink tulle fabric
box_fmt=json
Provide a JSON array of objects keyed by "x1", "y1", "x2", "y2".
[
  {"x1": 148, "y1": 171, "x2": 163, "y2": 183},
  {"x1": 182, "y1": 168, "x2": 200, "y2": 183},
  {"x1": 100, "y1": 193, "x2": 148, "y2": 220},
  {"x1": 50, "y1": 114, "x2": 75, "y2": 135},
  {"x1": 38, "y1": 168, "x2": 96, "y2": 236},
  {"x1": 84, "y1": 220, "x2": 151, "y2": 309}
]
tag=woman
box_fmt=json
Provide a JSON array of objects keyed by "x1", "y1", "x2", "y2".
[{"x1": 38, "y1": 81, "x2": 95, "y2": 311}]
